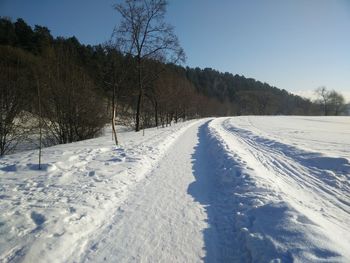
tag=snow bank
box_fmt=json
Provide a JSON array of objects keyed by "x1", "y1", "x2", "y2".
[
  {"x1": 207, "y1": 117, "x2": 350, "y2": 262},
  {"x1": 0, "y1": 121, "x2": 197, "y2": 262}
]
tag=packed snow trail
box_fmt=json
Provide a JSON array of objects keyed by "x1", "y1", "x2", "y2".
[
  {"x1": 80, "y1": 120, "x2": 237, "y2": 262},
  {"x1": 80, "y1": 117, "x2": 350, "y2": 262},
  {"x1": 0, "y1": 121, "x2": 201, "y2": 262},
  {"x1": 1, "y1": 116, "x2": 350, "y2": 262}
]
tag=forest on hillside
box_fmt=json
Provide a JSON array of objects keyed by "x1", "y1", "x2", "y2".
[{"x1": 0, "y1": 14, "x2": 338, "y2": 156}]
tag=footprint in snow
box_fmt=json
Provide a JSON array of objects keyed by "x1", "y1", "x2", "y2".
[
  {"x1": 69, "y1": 206, "x2": 76, "y2": 213},
  {"x1": 107, "y1": 157, "x2": 124, "y2": 163},
  {"x1": 30, "y1": 211, "x2": 46, "y2": 226},
  {"x1": 0, "y1": 164, "x2": 17, "y2": 172}
]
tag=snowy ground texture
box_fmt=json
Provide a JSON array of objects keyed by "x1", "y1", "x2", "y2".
[{"x1": 1, "y1": 116, "x2": 349, "y2": 263}]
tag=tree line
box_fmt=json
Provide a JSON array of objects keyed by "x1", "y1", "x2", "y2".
[
  {"x1": 0, "y1": 13, "x2": 222, "y2": 156},
  {"x1": 0, "y1": 0, "x2": 347, "y2": 156},
  {"x1": 186, "y1": 67, "x2": 322, "y2": 116}
]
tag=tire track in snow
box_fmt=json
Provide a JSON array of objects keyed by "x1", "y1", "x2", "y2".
[
  {"x1": 212, "y1": 117, "x2": 350, "y2": 261},
  {"x1": 220, "y1": 118, "x2": 350, "y2": 215}
]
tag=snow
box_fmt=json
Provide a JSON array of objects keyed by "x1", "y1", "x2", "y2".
[
  {"x1": 0, "y1": 121, "x2": 198, "y2": 262},
  {"x1": 209, "y1": 117, "x2": 350, "y2": 262},
  {"x1": 228, "y1": 116, "x2": 350, "y2": 159},
  {"x1": 1, "y1": 116, "x2": 349, "y2": 262},
  {"x1": 80, "y1": 120, "x2": 210, "y2": 262}
]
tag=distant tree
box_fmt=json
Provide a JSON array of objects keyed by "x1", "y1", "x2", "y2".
[
  {"x1": 32, "y1": 25, "x2": 53, "y2": 54},
  {"x1": 315, "y1": 86, "x2": 330, "y2": 115},
  {"x1": 328, "y1": 90, "x2": 345, "y2": 115},
  {"x1": 113, "y1": 0, "x2": 185, "y2": 131},
  {"x1": 315, "y1": 87, "x2": 345, "y2": 116},
  {"x1": 14, "y1": 18, "x2": 34, "y2": 51},
  {"x1": 0, "y1": 17, "x2": 17, "y2": 46}
]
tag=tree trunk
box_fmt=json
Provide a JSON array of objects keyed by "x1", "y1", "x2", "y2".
[
  {"x1": 154, "y1": 100, "x2": 158, "y2": 127},
  {"x1": 111, "y1": 85, "x2": 118, "y2": 145},
  {"x1": 111, "y1": 107, "x2": 118, "y2": 145},
  {"x1": 135, "y1": 57, "x2": 142, "y2": 132},
  {"x1": 174, "y1": 109, "x2": 178, "y2": 123},
  {"x1": 323, "y1": 97, "x2": 327, "y2": 116},
  {"x1": 135, "y1": 91, "x2": 142, "y2": 131},
  {"x1": 36, "y1": 79, "x2": 42, "y2": 170}
]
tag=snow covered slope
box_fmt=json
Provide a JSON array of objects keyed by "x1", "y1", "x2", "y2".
[
  {"x1": 0, "y1": 121, "x2": 198, "y2": 262},
  {"x1": 1, "y1": 116, "x2": 349, "y2": 262}
]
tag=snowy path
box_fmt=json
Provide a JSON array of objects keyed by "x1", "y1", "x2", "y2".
[
  {"x1": 1, "y1": 117, "x2": 350, "y2": 262},
  {"x1": 80, "y1": 120, "x2": 226, "y2": 262},
  {"x1": 0, "y1": 121, "x2": 202, "y2": 262},
  {"x1": 81, "y1": 117, "x2": 350, "y2": 262}
]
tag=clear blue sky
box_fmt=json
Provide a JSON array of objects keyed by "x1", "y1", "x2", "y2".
[{"x1": 1, "y1": 0, "x2": 350, "y2": 97}]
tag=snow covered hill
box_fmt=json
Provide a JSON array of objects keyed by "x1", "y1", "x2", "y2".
[{"x1": 1, "y1": 117, "x2": 349, "y2": 262}]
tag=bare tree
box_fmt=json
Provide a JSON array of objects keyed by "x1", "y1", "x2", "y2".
[
  {"x1": 113, "y1": 0, "x2": 185, "y2": 131},
  {"x1": 328, "y1": 90, "x2": 345, "y2": 115},
  {"x1": 0, "y1": 46, "x2": 33, "y2": 156},
  {"x1": 102, "y1": 44, "x2": 132, "y2": 145},
  {"x1": 315, "y1": 87, "x2": 346, "y2": 116},
  {"x1": 315, "y1": 86, "x2": 330, "y2": 115},
  {"x1": 39, "y1": 46, "x2": 107, "y2": 145},
  {"x1": 36, "y1": 77, "x2": 43, "y2": 169}
]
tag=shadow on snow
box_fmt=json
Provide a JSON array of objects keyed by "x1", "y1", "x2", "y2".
[
  {"x1": 187, "y1": 121, "x2": 241, "y2": 262},
  {"x1": 188, "y1": 121, "x2": 342, "y2": 263}
]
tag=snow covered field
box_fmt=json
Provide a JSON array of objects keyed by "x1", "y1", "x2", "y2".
[{"x1": 1, "y1": 116, "x2": 349, "y2": 262}]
